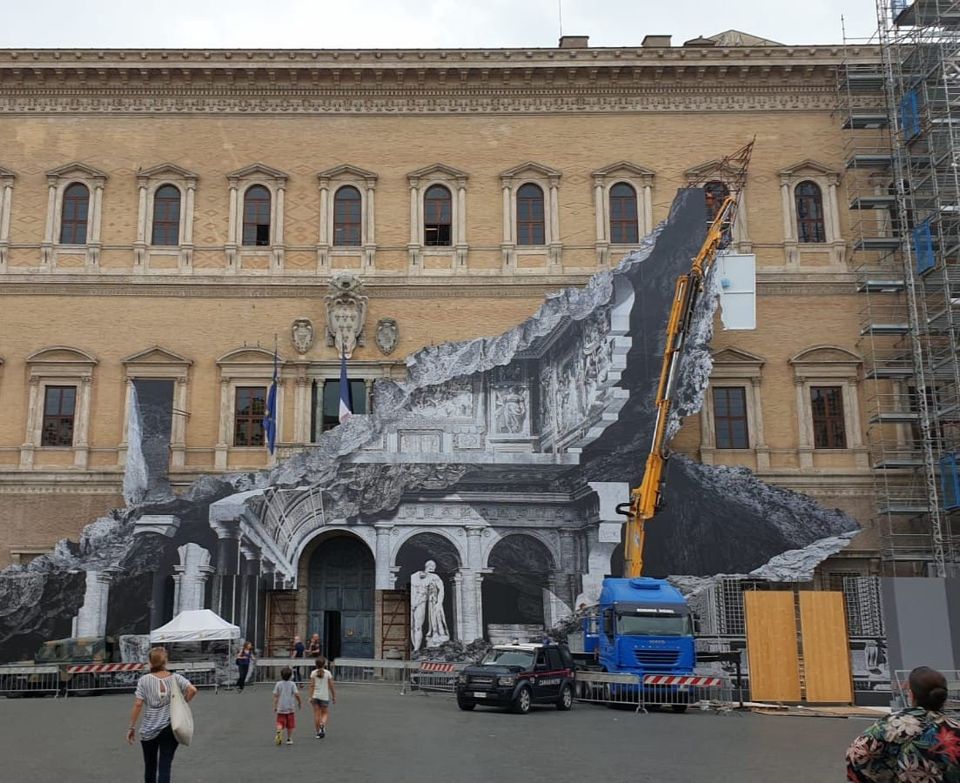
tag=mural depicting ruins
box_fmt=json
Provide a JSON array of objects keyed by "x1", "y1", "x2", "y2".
[{"x1": 0, "y1": 189, "x2": 858, "y2": 662}]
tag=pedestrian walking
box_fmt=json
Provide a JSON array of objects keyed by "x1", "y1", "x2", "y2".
[
  {"x1": 235, "y1": 641, "x2": 254, "y2": 692},
  {"x1": 307, "y1": 633, "x2": 321, "y2": 659},
  {"x1": 308, "y1": 656, "x2": 337, "y2": 739},
  {"x1": 847, "y1": 665, "x2": 960, "y2": 781},
  {"x1": 272, "y1": 666, "x2": 301, "y2": 746},
  {"x1": 126, "y1": 647, "x2": 198, "y2": 783},
  {"x1": 290, "y1": 635, "x2": 305, "y2": 685}
]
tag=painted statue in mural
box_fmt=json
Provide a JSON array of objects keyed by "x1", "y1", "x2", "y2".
[
  {"x1": 410, "y1": 560, "x2": 450, "y2": 651},
  {"x1": 495, "y1": 386, "x2": 528, "y2": 434}
]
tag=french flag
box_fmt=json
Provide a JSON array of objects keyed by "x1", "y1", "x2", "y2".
[{"x1": 338, "y1": 349, "x2": 353, "y2": 424}]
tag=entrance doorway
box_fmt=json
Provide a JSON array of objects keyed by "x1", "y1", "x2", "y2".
[{"x1": 307, "y1": 535, "x2": 374, "y2": 659}]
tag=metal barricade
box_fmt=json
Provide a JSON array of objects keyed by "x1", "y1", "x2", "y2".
[
  {"x1": 572, "y1": 671, "x2": 735, "y2": 714},
  {"x1": 403, "y1": 661, "x2": 465, "y2": 695},
  {"x1": 63, "y1": 663, "x2": 144, "y2": 696},
  {"x1": 0, "y1": 665, "x2": 61, "y2": 698},
  {"x1": 254, "y1": 657, "x2": 412, "y2": 691},
  {"x1": 893, "y1": 669, "x2": 960, "y2": 712},
  {"x1": 639, "y1": 674, "x2": 735, "y2": 714},
  {"x1": 168, "y1": 662, "x2": 219, "y2": 692}
]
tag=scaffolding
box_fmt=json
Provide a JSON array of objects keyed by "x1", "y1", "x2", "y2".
[{"x1": 841, "y1": 0, "x2": 960, "y2": 576}]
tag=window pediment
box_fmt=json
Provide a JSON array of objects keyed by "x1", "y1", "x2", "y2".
[
  {"x1": 712, "y1": 347, "x2": 766, "y2": 366},
  {"x1": 227, "y1": 163, "x2": 288, "y2": 185},
  {"x1": 500, "y1": 161, "x2": 562, "y2": 184},
  {"x1": 122, "y1": 346, "x2": 192, "y2": 367},
  {"x1": 789, "y1": 345, "x2": 861, "y2": 367},
  {"x1": 138, "y1": 162, "x2": 198, "y2": 185},
  {"x1": 779, "y1": 159, "x2": 839, "y2": 182},
  {"x1": 317, "y1": 164, "x2": 378, "y2": 185},
  {"x1": 0, "y1": 165, "x2": 15, "y2": 183},
  {"x1": 46, "y1": 162, "x2": 107, "y2": 184},
  {"x1": 26, "y1": 346, "x2": 98, "y2": 366},
  {"x1": 217, "y1": 347, "x2": 284, "y2": 367},
  {"x1": 592, "y1": 161, "x2": 655, "y2": 182},
  {"x1": 407, "y1": 163, "x2": 468, "y2": 185}
]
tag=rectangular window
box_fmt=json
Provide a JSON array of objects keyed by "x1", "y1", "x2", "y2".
[
  {"x1": 41, "y1": 386, "x2": 77, "y2": 447},
  {"x1": 318, "y1": 378, "x2": 368, "y2": 435},
  {"x1": 234, "y1": 386, "x2": 266, "y2": 447},
  {"x1": 713, "y1": 387, "x2": 749, "y2": 449},
  {"x1": 810, "y1": 386, "x2": 847, "y2": 449}
]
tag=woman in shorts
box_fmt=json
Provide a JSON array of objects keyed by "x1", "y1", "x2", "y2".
[{"x1": 308, "y1": 656, "x2": 337, "y2": 739}]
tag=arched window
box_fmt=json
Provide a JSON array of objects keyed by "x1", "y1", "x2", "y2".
[
  {"x1": 609, "y1": 182, "x2": 639, "y2": 244},
  {"x1": 333, "y1": 186, "x2": 362, "y2": 247},
  {"x1": 242, "y1": 185, "x2": 271, "y2": 246},
  {"x1": 704, "y1": 180, "x2": 730, "y2": 220},
  {"x1": 151, "y1": 184, "x2": 181, "y2": 246},
  {"x1": 60, "y1": 183, "x2": 90, "y2": 244},
  {"x1": 517, "y1": 183, "x2": 545, "y2": 246},
  {"x1": 795, "y1": 181, "x2": 826, "y2": 243},
  {"x1": 423, "y1": 184, "x2": 452, "y2": 246}
]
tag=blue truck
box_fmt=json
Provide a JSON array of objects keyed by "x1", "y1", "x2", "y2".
[{"x1": 572, "y1": 577, "x2": 697, "y2": 710}]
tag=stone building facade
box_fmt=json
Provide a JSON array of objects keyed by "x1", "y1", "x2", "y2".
[{"x1": 0, "y1": 33, "x2": 888, "y2": 655}]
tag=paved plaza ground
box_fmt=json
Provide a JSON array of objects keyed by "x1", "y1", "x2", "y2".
[{"x1": 0, "y1": 684, "x2": 864, "y2": 782}]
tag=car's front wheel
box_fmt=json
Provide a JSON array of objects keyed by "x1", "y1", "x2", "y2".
[
  {"x1": 457, "y1": 697, "x2": 476, "y2": 711},
  {"x1": 512, "y1": 686, "x2": 532, "y2": 715},
  {"x1": 557, "y1": 683, "x2": 573, "y2": 711}
]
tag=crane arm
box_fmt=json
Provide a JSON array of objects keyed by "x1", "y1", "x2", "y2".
[{"x1": 621, "y1": 193, "x2": 740, "y2": 579}]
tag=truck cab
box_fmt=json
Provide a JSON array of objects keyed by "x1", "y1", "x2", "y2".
[{"x1": 596, "y1": 577, "x2": 695, "y2": 678}]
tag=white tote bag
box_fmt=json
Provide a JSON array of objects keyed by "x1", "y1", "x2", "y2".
[{"x1": 168, "y1": 675, "x2": 194, "y2": 747}]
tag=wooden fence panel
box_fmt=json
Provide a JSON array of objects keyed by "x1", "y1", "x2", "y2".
[
  {"x1": 744, "y1": 591, "x2": 801, "y2": 702},
  {"x1": 799, "y1": 591, "x2": 853, "y2": 704}
]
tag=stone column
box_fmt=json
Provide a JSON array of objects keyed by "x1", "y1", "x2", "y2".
[
  {"x1": 751, "y1": 377, "x2": 771, "y2": 470},
  {"x1": 796, "y1": 378, "x2": 814, "y2": 468},
  {"x1": 374, "y1": 524, "x2": 394, "y2": 590},
  {"x1": 19, "y1": 378, "x2": 40, "y2": 468},
  {"x1": 240, "y1": 545, "x2": 262, "y2": 643},
  {"x1": 134, "y1": 180, "x2": 148, "y2": 266},
  {"x1": 407, "y1": 180, "x2": 420, "y2": 269},
  {"x1": 593, "y1": 177, "x2": 607, "y2": 266},
  {"x1": 172, "y1": 543, "x2": 214, "y2": 614},
  {"x1": 74, "y1": 375, "x2": 93, "y2": 468},
  {"x1": 42, "y1": 177, "x2": 57, "y2": 265},
  {"x1": 226, "y1": 180, "x2": 239, "y2": 270},
  {"x1": 211, "y1": 521, "x2": 242, "y2": 624},
  {"x1": 451, "y1": 571, "x2": 464, "y2": 642},
  {"x1": 182, "y1": 183, "x2": 196, "y2": 268},
  {"x1": 365, "y1": 179, "x2": 377, "y2": 271},
  {"x1": 88, "y1": 181, "x2": 104, "y2": 265},
  {"x1": 642, "y1": 182, "x2": 653, "y2": 235},
  {"x1": 171, "y1": 377, "x2": 188, "y2": 468},
  {"x1": 74, "y1": 570, "x2": 116, "y2": 638},
  {"x1": 215, "y1": 379, "x2": 230, "y2": 471}
]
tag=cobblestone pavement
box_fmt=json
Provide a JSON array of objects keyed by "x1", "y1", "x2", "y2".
[{"x1": 0, "y1": 685, "x2": 863, "y2": 782}]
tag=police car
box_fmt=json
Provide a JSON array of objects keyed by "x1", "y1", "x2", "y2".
[{"x1": 455, "y1": 642, "x2": 576, "y2": 714}]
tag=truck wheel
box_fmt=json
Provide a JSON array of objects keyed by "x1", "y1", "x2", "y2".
[
  {"x1": 512, "y1": 686, "x2": 532, "y2": 715},
  {"x1": 556, "y1": 684, "x2": 573, "y2": 711},
  {"x1": 457, "y1": 697, "x2": 476, "y2": 711},
  {"x1": 671, "y1": 705, "x2": 688, "y2": 714}
]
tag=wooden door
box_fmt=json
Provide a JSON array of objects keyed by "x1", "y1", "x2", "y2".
[{"x1": 744, "y1": 591, "x2": 801, "y2": 702}]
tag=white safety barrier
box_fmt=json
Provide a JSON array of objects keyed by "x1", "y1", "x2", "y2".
[
  {"x1": 573, "y1": 671, "x2": 736, "y2": 714},
  {"x1": 251, "y1": 657, "x2": 464, "y2": 694}
]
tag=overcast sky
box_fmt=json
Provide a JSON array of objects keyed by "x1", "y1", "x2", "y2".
[{"x1": 0, "y1": 1, "x2": 879, "y2": 49}]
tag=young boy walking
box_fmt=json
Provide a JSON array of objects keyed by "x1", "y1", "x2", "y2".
[
  {"x1": 272, "y1": 666, "x2": 301, "y2": 746},
  {"x1": 308, "y1": 657, "x2": 337, "y2": 739}
]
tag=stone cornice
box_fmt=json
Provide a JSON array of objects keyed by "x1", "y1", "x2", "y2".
[
  {"x1": 0, "y1": 270, "x2": 859, "y2": 298},
  {"x1": 0, "y1": 46, "x2": 881, "y2": 116}
]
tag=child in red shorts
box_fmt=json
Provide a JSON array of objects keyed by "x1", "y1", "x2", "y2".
[{"x1": 272, "y1": 666, "x2": 301, "y2": 745}]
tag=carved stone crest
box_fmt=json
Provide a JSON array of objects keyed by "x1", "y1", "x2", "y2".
[
  {"x1": 291, "y1": 317, "x2": 315, "y2": 354},
  {"x1": 376, "y1": 317, "x2": 399, "y2": 356},
  {"x1": 324, "y1": 272, "x2": 368, "y2": 358}
]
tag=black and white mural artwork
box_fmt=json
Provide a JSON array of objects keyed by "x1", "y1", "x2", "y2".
[{"x1": 0, "y1": 189, "x2": 858, "y2": 663}]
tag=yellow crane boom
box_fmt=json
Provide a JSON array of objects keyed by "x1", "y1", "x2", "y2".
[{"x1": 621, "y1": 183, "x2": 747, "y2": 579}]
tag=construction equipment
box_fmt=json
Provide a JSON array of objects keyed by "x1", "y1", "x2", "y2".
[{"x1": 619, "y1": 140, "x2": 754, "y2": 578}]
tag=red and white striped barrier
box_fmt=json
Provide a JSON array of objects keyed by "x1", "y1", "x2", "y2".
[
  {"x1": 642, "y1": 675, "x2": 722, "y2": 687},
  {"x1": 67, "y1": 663, "x2": 144, "y2": 674},
  {"x1": 419, "y1": 662, "x2": 456, "y2": 673}
]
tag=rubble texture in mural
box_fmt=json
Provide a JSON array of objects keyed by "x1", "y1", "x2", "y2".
[{"x1": 0, "y1": 189, "x2": 857, "y2": 662}]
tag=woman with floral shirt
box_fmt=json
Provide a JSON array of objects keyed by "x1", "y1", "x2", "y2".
[{"x1": 847, "y1": 666, "x2": 960, "y2": 782}]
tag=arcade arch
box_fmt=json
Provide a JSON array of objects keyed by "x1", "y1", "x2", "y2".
[{"x1": 482, "y1": 533, "x2": 557, "y2": 637}]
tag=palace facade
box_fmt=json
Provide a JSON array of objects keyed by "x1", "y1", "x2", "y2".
[{"x1": 0, "y1": 31, "x2": 890, "y2": 653}]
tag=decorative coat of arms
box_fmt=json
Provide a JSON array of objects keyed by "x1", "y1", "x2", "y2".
[
  {"x1": 324, "y1": 272, "x2": 368, "y2": 358},
  {"x1": 290, "y1": 318, "x2": 315, "y2": 354},
  {"x1": 376, "y1": 317, "x2": 399, "y2": 356}
]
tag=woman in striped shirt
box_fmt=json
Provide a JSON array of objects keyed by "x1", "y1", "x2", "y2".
[{"x1": 126, "y1": 647, "x2": 198, "y2": 783}]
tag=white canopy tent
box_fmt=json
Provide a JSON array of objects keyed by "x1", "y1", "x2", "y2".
[{"x1": 149, "y1": 610, "x2": 241, "y2": 643}]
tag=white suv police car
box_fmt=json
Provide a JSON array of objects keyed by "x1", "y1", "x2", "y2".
[{"x1": 455, "y1": 642, "x2": 576, "y2": 714}]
